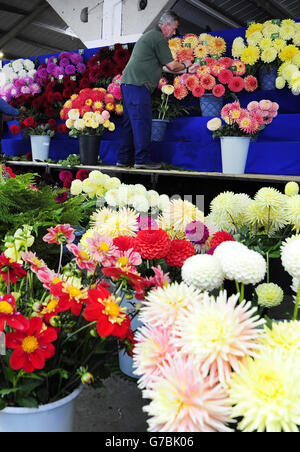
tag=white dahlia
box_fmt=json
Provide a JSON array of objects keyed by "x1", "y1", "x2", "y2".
[
  {"x1": 214, "y1": 241, "x2": 266, "y2": 285},
  {"x1": 181, "y1": 254, "x2": 224, "y2": 292},
  {"x1": 139, "y1": 282, "x2": 203, "y2": 330},
  {"x1": 281, "y1": 235, "x2": 300, "y2": 279}
]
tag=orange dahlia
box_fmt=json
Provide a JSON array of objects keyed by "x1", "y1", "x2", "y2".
[{"x1": 176, "y1": 48, "x2": 194, "y2": 62}]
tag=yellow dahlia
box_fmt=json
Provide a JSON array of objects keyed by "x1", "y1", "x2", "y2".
[
  {"x1": 209, "y1": 36, "x2": 226, "y2": 56},
  {"x1": 275, "y1": 76, "x2": 286, "y2": 89},
  {"x1": 279, "y1": 45, "x2": 299, "y2": 62},
  {"x1": 232, "y1": 37, "x2": 246, "y2": 58},
  {"x1": 263, "y1": 24, "x2": 280, "y2": 38},
  {"x1": 281, "y1": 19, "x2": 296, "y2": 27},
  {"x1": 285, "y1": 181, "x2": 299, "y2": 196},
  {"x1": 182, "y1": 33, "x2": 199, "y2": 49},
  {"x1": 172, "y1": 291, "x2": 265, "y2": 385},
  {"x1": 228, "y1": 349, "x2": 300, "y2": 432},
  {"x1": 261, "y1": 47, "x2": 277, "y2": 63},
  {"x1": 168, "y1": 37, "x2": 182, "y2": 51},
  {"x1": 285, "y1": 194, "x2": 300, "y2": 231},
  {"x1": 293, "y1": 32, "x2": 300, "y2": 47},
  {"x1": 255, "y1": 283, "x2": 283, "y2": 308},
  {"x1": 160, "y1": 198, "x2": 204, "y2": 233},
  {"x1": 246, "y1": 31, "x2": 263, "y2": 46},
  {"x1": 241, "y1": 46, "x2": 260, "y2": 65},
  {"x1": 290, "y1": 70, "x2": 300, "y2": 94},
  {"x1": 280, "y1": 24, "x2": 295, "y2": 41},
  {"x1": 96, "y1": 207, "x2": 139, "y2": 238},
  {"x1": 194, "y1": 44, "x2": 208, "y2": 59},
  {"x1": 258, "y1": 321, "x2": 300, "y2": 360},
  {"x1": 272, "y1": 38, "x2": 286, "y2": 52},
  {"x1": 143, "y1": 356, "x2": 233, "y2": 432},
  {"x1": 259, "y1": 37, "x2": 273, "y2": 50},
  {"x1": 292, "y1": 53, "x2": 300, "y2": 68},
  {"x1": 246, "y1": 23, "x2": 263, "y2": 38},
  {"x1": 281, "y1": 63, "x2": 299, "y2": 81}
]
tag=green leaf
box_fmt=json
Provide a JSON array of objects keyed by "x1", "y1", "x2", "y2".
[
  {"x1": 16, "y1": 397, "x2": 39, "y2": 409},
  {"x1": 0, "y1": 388, "x2": 19, "y2": 397},
  {"x1": 0, "y1": 399, "x2": 7, "y2": 411},
  {"x1": 19, "y1": 380, "x2": 43, "y2": 396}
]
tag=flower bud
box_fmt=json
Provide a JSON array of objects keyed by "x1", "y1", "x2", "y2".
[
  {"x1": 32, "y1": 302, "x2": 43, "y2": 313},
  {"x1": 49, "y1": 316, "x2": 61, "y2": 327},
  {"x1": 81, "y1": 372, "x2": 94, "y2": 386},
  {"x1": 125, "y1": 293, "x2": 133, "y2": 300},
  {"x1": 90, "y1": 328, "x2": 98, "y2": 338}
]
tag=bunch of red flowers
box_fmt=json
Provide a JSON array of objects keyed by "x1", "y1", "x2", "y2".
[
  {"x1": 173, "y1": 57, "x2": 258, "y2": 100},
  {"x1": 80, "y1": 44, "x2": 132, "y2": 85}
]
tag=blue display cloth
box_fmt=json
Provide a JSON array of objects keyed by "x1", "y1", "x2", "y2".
[{"x1": 2, "y1": 20, "x2": 300, "y2": 175}]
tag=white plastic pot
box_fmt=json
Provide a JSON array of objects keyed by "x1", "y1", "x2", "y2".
[
  {"x1": 0, "y1": 386, "x2": 82, "y2": 433},
  {"x1": 220, "y1": 136, "x2": 251, "y2": 174},
  {"x1": 30, "y1": 135, "x2": 51, "y2": 162},
  {"x1": 118, "y1": 294, "x2": 143, "y2": 379}
]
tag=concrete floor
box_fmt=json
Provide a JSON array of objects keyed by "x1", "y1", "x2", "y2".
[{"x1": 73, "y1": 374, "x2": 148, "y2": 432}]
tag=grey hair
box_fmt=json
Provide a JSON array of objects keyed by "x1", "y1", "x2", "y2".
[{"x1": 158, "y1": 10, "x2": 179, "y2": 26}]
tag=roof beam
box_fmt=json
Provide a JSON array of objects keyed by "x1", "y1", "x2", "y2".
[
  {"x1": 0, "y1": 2, "x2": 28, "y2": 16},
  {"x1": 0, "y1": 31, "x2": 66, "y2": 54},
  {"x1": 0, "y1": 1, "x2": 49, "y2": 48},
  {"x1": 247, "y1": 0, "x2": 296, "y2": 19},
  {"x1": 184, "y1": 0, "x2": 244, "y2": 28}
]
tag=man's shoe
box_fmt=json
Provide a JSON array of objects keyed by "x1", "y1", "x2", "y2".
[
  {"x1": 134, "y1": 162, "x2": 162, "y2": 170},
  {"x1": 116, "y1": 162, "x2": 133, "y2": 168}
]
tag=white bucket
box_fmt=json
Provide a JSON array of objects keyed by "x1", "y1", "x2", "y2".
[
  {"x1": 0, "y1": 386, "x2": 82, "y2": 432},
  {"x1": 220, "y1": 136, "x2": 251, "y2": 174},
  {"x1": 118, "y1": 294, "x2": 143, "y2": 379},
  {"x1": 30, "y1": 135, "x2": 51, "y2": 162}
]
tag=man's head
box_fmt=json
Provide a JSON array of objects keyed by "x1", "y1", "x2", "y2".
[{"x1": 158, "y1": 10, "x2": 179, "y2": 38}]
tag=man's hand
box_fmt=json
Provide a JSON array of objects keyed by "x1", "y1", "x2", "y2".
[{"x1": 188, "y1": 62, "x2": 200, "y2": 74}]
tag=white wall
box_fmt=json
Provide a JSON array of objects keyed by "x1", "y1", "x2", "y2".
[{"x1": 47, "y1": 0, "x2": 174, "y2": 48}]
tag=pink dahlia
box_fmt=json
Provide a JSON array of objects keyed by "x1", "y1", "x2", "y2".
[
  {"x1": 143, "y1": 355, "x2": 234, "y2": 432},
  {"x1": 43, "y1": 224, "x2": 75, "y2": 245},
  {"x1": 86, "y1": 232, "x2": 118, "y2": 266}
]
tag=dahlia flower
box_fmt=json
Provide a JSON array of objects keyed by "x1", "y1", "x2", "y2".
[
  {"x1": 255, "y1": 283, "x2": 283, "y2": 308},
  {"x1": 285, "y1": 181, "x2": 299, "y2": 196},
  {"x1": 139, "y1": 282, "x2": 203, "y2": 330},
  {"x1": 172, "y1": 291, "x2": 265, "y2": 385},
  {"x1": 241, "y1": 46, "x2": 260, "y2": 65},
  {"x1": 285, "y1": 195, "x2": 300, "y2": 231},
  {"x1": 133, "y1": 326, "x2": 178, "y2": 389},
  {"x1": 143, "y1": 356, "x2": 233, "y2": 432},
  {"x1": 214, "y1": 241, "x2": 266, "y2": 285},
  {"x1": 97, "y1": 208, "x2": 139, "y2": 238},
  {"x1": 164, "y1": 239, "x2": 196, "y2": 268},
  {"x1": 228, "y1": 349, "x2": 300, "y2": 432},
  {"x1": 207, "y1": 117, "x2": 222, "y2": 131},
  {"x1": 181, "y1": 252, "x2": 224, "y2": 292},
  {"x1": 43, "y1": 224, "x2": 75, "y2": 246},
  {"x1": 281, "y1": 235, "x2": 300, "y2": 279},
  {"x1": 160, "y1": 198, "x2": 204, "y2": 234},
  {"x1": 86, "y1": 232, "x2": 118, "y2": 265}
]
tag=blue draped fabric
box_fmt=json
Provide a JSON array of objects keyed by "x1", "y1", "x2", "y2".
[{"x1": 2, "y1": 21, "x2": 300, "y2": 175}]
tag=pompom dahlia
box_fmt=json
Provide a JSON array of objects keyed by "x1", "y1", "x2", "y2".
[
  {"x1": 281, "y1": 235, "x2": 300, "y2": 279},
  {"x1": 172, "y1": 291, "x2": 265, "y2": 385},
  {"x1": 135, "y1": 228, "x2": 171, "y2": 260},
  {"x1": 143, "y1": 356, "x2": 233, "y2": 432},
  {"x1": 210, "y1": 231, "x2": 235, "y2": 249},
  {"x1": 164, "y1": 239, "x2": 196, "y2": 267},
  {"x1": 255, "y1": 283, "x2": 283, "y2": 308},
  {"x1": 181, "y1": 254, "x2": 224, "y2": 291}
]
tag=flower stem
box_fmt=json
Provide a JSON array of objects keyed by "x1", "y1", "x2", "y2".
[
  {"x1": 293, "y1": 285, "x2": 300, "y2": 320},
  {"x1": 239, "y1": 283, "x2": 245, "y2": 303},
  {"x1": 62, "y1": 321, "x2": 97, "y2": 344},
  {"x1": 266, "y1": 251, "x2": 270, "y2": 284},
  {"x1": 57, "y1": 243, "x2": 63, "y2": 275}
]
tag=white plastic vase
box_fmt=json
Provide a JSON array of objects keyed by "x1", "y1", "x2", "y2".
[
  {"x1": 118, "y1": 294, "x2": 143, "y2": 379},
  {"x1": 30, "y1": 135, "x2": 51, "y2": 162},
  {"x1": 220, "y1": 136, "x2": 251, "y2": 174},
  {"x1": 0, "y1": 386, "x2": 82, "y2": 433}
]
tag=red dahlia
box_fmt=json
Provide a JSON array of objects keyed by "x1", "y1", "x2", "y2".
[
  {"x1": 165, "y1": 240, "x2": 196, "y2": 267},
  {"x1": 212, "y1": 84, "x2": 226, "y2": 97},
  {"x1": 0, "y1": 253, "x2": 27, "y2": 284},
  {"x1": 228, "y1": 76, "x2": 245, "y2": 93},
  {"x1": 6, "y1": 317, "x2": 57, "y2": 373},
  {"x1": 210, "y1": 231, "x2": 235, "y2": 249},
  {"x1": 113, "y1": 236, "x2": 136, "y2": 252},
  {"x1": 134, "y1": 228, "x2": 171, "y2": 260},
  {"x1": 0, "y1": 294, "x2": 29, "y2": 334}
]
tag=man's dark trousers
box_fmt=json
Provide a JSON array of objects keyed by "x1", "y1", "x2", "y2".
[{"x1": 118, "y1": 84, "x2": 152, "y2": 165}]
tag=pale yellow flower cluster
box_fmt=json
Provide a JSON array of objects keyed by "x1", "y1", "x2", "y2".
[
  {"x1": 66, "y1": 109, "x2": 115, "y2": 133},
  {"x1": 232, "y1": 19, "x2": 300, "y2": 77},
  {"x1": 169, "y1": 32, "x2": 226, "y2": 61},
  {"x1": 208, "y1": 182, "x2": 300, "y2": 234}
]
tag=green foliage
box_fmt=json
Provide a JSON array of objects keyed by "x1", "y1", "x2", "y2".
[
  {"x1": 58, "y1": 154, "x2": 81, "y2": 167},
  {"x1": 0, "y1": 173, "x2": 86, "y2": 264}
]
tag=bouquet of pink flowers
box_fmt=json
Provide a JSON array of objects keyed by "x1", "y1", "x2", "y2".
[
  {"x1": 207, "y1": 99, "x2": 279, "y2": 137},
  {"x1": 173, "y1": 57, "x2": 258, "y2": 100}
]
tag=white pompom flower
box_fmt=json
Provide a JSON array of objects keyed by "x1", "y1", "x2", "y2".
[
  {"x1": 181, "y1": 254, "x2": 224, "y2": 292},
  {"x1": 281, "y1": 235, "x2": 300, "y2": 279}
]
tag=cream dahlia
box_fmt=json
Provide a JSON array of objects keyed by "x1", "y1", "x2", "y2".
[
  {"x1": 172, "y1": 291, "x2": 265, "y2": 385},
  {"x1": 143, "y1": 355, "x2": 233, "y2": 432},
  {"x1": 139, "y1": 282, "x2": 203, "y2": 330}
]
